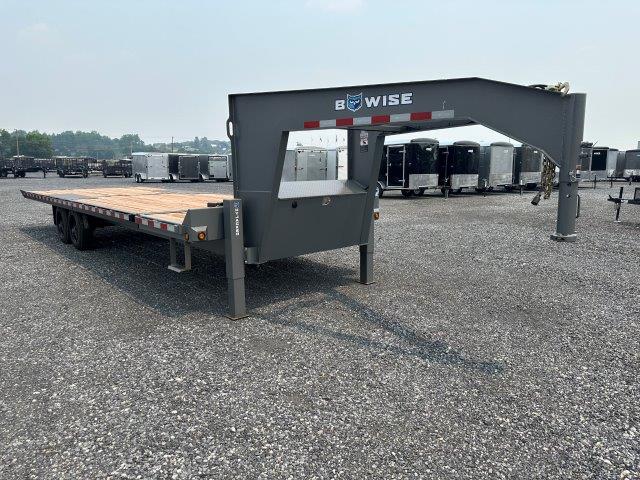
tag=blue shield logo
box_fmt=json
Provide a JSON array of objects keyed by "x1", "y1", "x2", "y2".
[{"x1": 346, "y1": 93, "x2": 363, "y2": 112}]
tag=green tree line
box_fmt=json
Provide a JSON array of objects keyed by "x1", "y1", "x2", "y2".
[{"x1": 0, "y1": 129, "x2": 230, "y2": 159}]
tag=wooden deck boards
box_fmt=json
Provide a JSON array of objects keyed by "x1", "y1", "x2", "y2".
[{"x1": 27, "y1": 187, "x2": 233, "y2": 225}]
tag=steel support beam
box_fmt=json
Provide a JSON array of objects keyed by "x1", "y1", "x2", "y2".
[{"x1": 223, "y1": 199, "x2": 247, "y2": 319}]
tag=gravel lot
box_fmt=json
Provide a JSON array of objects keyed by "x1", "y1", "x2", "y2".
[{"x1": 0, "y1": 174, "x2": 638, "y2": 479}]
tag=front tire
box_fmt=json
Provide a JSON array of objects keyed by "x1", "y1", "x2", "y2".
[
  {"x1": 401, "y1": 189, "x2": 414, "y2": 198},
  {"x1": 376, "y1": 182, "x2": 385, "y2": 198}
]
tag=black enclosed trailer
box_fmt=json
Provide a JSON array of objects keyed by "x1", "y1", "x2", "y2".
[
  {"x1": 168, "y1": 154, "x2": 201, "y2": 182},
  {"x1": 55, "y1": 156, "x2": 90, "y2": 178},
  {"x1": 102, "y1": 159, "x2": 132, "y2": 177},
  {"x1": 376, "y1": 138, "x2": 439, "y2": 197},
  {"x1": 513, "y1": 145, "x2": 543, "y2": 188},
  {"x1": 437, "y1": 141, "x2": 480, "y2": 193},
  {"x1": 590, "y1": 147, "x2": 609, "y2": 180}
]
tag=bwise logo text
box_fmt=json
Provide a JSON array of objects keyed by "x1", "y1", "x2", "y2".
[{"x1": 335, "y1": 92, "x2": 413, "y2": 112}]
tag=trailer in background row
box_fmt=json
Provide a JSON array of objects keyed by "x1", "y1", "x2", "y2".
[
  {"x1": 102, "y1": 159, "x2": 132, "y2": 177},
  {"x1": 54, "y1": 156, "x2": 90, "y2": 178},
  {"x1": 172, "y1": 154, "x2": 201, "y2": 182},
  {"x1": 578, "y1": 142, "x2": 593, "y2": 181},
  {"x1": 606, "y1": 148, "x2": 619, "y2": 178},
  {"x1": 438, "y1": 141, "x2": 480, "y2": 193},
  {"x1": 513, "y1": 145, "x2": 543, "y2": 188},
  {"x1": 376, "y1": 139, "x2": 439, "y2": 197},
  {"x1": 590, "y1": 147, "x2": 609, "y2": 181},
  {"x1": 282, "y1": 147, "x2": 328, "y2": 181},
  {"x1": 477, "y1": 142, "x2": 514, "y2": 191},
  {"x1": 327, "y1": 146, "x2": 348, "y2": 180},
  {"x1": 624, "y1": 150, "x2": 640, "y2": 181},
  {"x1": 207, "y1": 154, "x2": 233, "y2": 182}
]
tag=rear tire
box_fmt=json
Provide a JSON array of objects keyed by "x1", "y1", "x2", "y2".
[
  {"x1": 135, "y1": 174, "x2": 141, "y2": 183},
  {"x1": 68, "y1": 212, "x2": 92, "y2": 250},
  {"x1": 55, "y1": 208, "x2": 71, "y2": 244},
  {"x1": 376, "y1": 182, "x2": 384, "y2": 198},
  {"x1": 401, "y1": 189, "x2": 414, "y2": 197},
  {"x1": 413, "y1": 188, "x2": 425, "y2": 196}
]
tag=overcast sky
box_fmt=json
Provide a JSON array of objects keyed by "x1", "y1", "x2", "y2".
[{"x1": 1, "y1": 0, "x2": 638, "y2": 149}]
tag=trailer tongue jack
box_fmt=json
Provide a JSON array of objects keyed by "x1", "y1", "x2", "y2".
[{"x1": 23, "y1": 77, "x2": 585, "y2": 318}]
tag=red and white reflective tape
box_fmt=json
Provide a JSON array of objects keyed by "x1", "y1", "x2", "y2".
[
  {"x1": 23, "y1": 191, "x2": 130, "y2": 222},
  {"x1": 134, "y1": 216, "x2": 178, "y2": 233},
  {"x1": 303, "y1": 109, "x2": 455, "y2": 129}
]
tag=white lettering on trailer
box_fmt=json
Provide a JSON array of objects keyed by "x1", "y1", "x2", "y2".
[
  {"x1": 233, "y1": 201, "x2": 240, "y2": 236},
  {"x1": 335, "y1": 92, "x2": 413, "y2": 111}
]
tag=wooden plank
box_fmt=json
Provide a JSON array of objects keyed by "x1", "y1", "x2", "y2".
[{"x1": 24, "y1": 186, "x2": 233, "y2": 225}]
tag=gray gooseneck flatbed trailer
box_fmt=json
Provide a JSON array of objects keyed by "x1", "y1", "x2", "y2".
[{"x1": 23, "y1": 77, "x2": 585, "y2": 318}]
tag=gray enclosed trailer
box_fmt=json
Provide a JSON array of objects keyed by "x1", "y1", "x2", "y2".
[
  {"x1": 133, "y1": 152, "x2": 170, "y2": 182},
  {"x1": 624, "y1": 150, "x2": 640, "y2": 181},
  {"x1": 207, "y1": 154, "x2": 233, "y2": 182},
  {"x1": 22, "y1": 77, "x2": 586, "y2": 318},
  {"x1": 478, "y1": 142, "x2": 514, "y2": 190},
  {"x1": 326, "y1": 146, "x2": 348, "y2": 180},
  {"x1": 282, "y1": 147, "x2": 328, "y2": 181},
  {"x1": 513, "y1": 145, "x2": 543, "y2": 188},
  {"x1": 579, "y1": 142, "x2": 594, "y2": 182},
  {"x1": 606, "y1": 148, "x2": 619, "y2": 178},
  {"x1": 615, "y1": 151, "x2": 626, "y2": 179}
]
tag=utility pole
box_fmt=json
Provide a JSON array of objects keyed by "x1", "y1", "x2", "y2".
[
  {"x1": 16, "y1": 133, "x2": 20, "y2": 157},
  {"x1": 171, "y1": 136, "x2": 174, "y2": 153}
]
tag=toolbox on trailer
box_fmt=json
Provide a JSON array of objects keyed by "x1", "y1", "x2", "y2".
[
  {"x1": 513, "y1": 145, "x2": 543, "y2": 188},
  {"x1": 478, "y1": 142, "x2": 514, "y2": 190},
  {"x1": 438, "y1": 141, "x2": 480, "y2": 192},
  {"x1": 282, "y1": 147, "x2": 328, "y2": 181}
]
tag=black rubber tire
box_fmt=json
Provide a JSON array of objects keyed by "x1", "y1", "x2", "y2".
[
  {"x1": 413, "y1": 188, "x2": 424, "y2": 196},
  {"x1": 55, "y1": 208, "x2": 71, "y2": 244},
  {"x1": 68, "y1": 212, "x2": 92, "y2": 250},
  {"x1": 82, "y1": 171, "x2": 88, "y2": 178},
  {"x1": 376, "y1": 182, "x2": 384, "y2": 198},
  {"x1": 401, "y1": 189, "x2": 414, "y2": 197},
  {"x1": 135, "y1": 174, "x2": 141, "y2": 183}
]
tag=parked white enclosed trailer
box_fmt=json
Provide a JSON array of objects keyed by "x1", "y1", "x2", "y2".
[
  {"x1": 282, "y1": 147, "x2": 328, "y2": 181},
  {"x1": 478, "y1": 142, "x2": 514, "y2": 190},
  {"x1": 208, "y1": 154, "x2": 233, "y2": 181},
  {"x1": 133, "y1": 152, "x2": 170, "y2": 182},
  {"x1": 327, "y1": 146, "x2": 348, "y2": 180}
]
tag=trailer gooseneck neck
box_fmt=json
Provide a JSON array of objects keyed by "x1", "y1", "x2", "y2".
[{"x1": 24, "y1": 77, "x2": 586, "y2": 318}]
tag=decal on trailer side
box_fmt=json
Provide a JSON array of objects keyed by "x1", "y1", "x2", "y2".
[{"x1": 335, "y1": 92, "x2": 413, "y2": 112}]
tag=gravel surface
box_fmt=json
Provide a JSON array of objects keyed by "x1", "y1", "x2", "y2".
[{"x1": 0, "y1": 174, "x2": 638, "y2": 479}]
